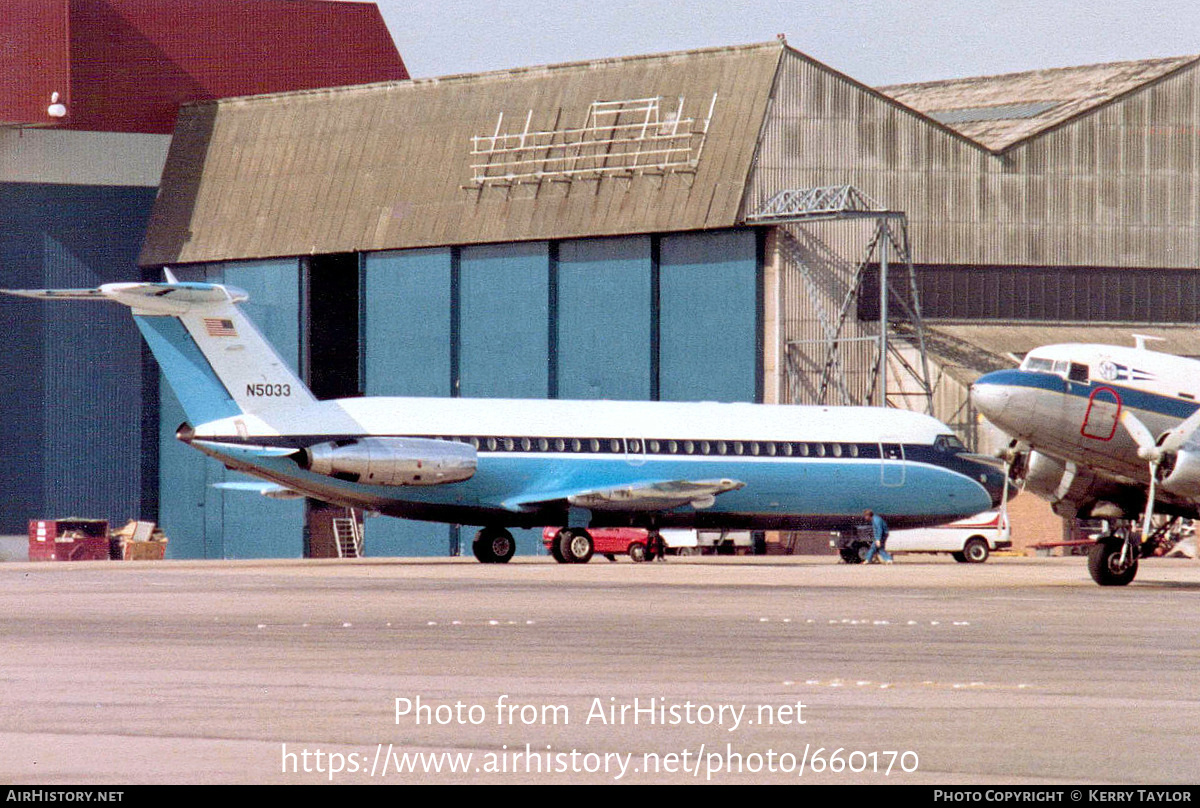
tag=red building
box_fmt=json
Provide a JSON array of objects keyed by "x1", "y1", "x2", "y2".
[
  {"x1": 1, "y1": 0, "x2": 406, "y2": 132},
  {"x1": 0, "y1": 1, "x2": 406, "y2": 539}
]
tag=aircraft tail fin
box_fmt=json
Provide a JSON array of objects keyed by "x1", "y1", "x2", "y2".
[{"x1": 4, "y1": 280, "x2": 316, "y2": 426}]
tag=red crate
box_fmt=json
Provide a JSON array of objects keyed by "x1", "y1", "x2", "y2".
[{"x1": 28, "y1": 519, "x2": 110, "y2": 561}]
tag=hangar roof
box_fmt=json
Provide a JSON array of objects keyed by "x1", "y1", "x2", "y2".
[
  {"x1": 140, "y1": 42, "x2": 783, "y2": 266},
  {"x1": 879, "y1": 55, "x2": 1200, "y2": 152},
  {"x1": 142, "y1": 41, "x2": 1200, "y2": 267}
]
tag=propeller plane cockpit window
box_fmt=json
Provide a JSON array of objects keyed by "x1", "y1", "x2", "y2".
[
  {"x1": 1017, "y1": 352, "x2": 1094, "y2": 381},
  {"x1": 1019, "y1": 355, "x2": 1090, "y2": 383},
  {"x1": 1020, "y1": 356, "x2": 1059, "y2": 374}
]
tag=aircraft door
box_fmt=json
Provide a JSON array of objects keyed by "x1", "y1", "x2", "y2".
[
  {"x1": 624, "y1": 437, "x2": 647, "y2": 467},
  {"x1": 1081, "y1": 387, "x2": 1121, "y2": 441},
  {"x1": 880, "y1": 441, "x2": 906, "y2": 487}
]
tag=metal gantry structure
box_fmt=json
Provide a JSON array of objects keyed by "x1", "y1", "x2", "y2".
[
  {"x1": 468, "y1": 94, "x2": 718, "y2": 188},
  {"x1": 745, "y1": 185, "x2": 934, "y2": 413}
]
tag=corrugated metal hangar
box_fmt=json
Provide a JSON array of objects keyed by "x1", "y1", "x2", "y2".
[{"x1": 7, "y1": 11, "x2": 1200, "y2": 557}]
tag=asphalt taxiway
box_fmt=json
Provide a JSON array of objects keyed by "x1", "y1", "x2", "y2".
[{"x1": 2, "y1": 555, "x2": 1198, "y2": 784}]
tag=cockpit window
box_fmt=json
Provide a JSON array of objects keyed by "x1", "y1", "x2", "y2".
[
  {"x1": 934, "y1": 434, "x2": 966, "y2": 453},
  {"x1": 1022, "y1": 356, "x2": 1056, "y2": 373},
  {"x1": 1021, "y1": 355, "x2": 1083, "y2": 381}
]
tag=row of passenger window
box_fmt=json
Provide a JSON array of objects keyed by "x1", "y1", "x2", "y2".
[{"x1": 421, "y1": 435, "x2": 887, "y2": 459}]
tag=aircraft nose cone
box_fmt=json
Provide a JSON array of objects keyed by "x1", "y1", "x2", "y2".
[
  {"x1": 970, "y1": 376, "x2": 1011, "y2": 421},
  {"x1": 955, "y1": 452, "x2": 1018, "y2": 510},
  {"x1": 977, "y1": 464, "x2": 1015, "y2": 509}
]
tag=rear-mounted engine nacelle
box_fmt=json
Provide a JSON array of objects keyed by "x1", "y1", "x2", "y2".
[
  {"x1": 300, "y1": 437, "x2": 476, "y2": 486},
  {"x1": 1159, "y1": 449, "x2": 1200, "y2": 499}
]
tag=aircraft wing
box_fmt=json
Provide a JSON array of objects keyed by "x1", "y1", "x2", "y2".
[
  {"x1": 3, "y1": 287, "x2": 108, "y2": 299},
  {"x1": 503, "y1": 478, "x2": 744, "y2": 512}
]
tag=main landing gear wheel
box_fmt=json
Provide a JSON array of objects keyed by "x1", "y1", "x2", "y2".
[
  {"x1": 472, "y1": 527, "x2": 515, "y2": 564},
  {"x1": 1088, "y1": 536, "x2": 1139, "y2": 586},
  {"x1": 555, "y1": 528, "x2": 594, "y2": 564}
]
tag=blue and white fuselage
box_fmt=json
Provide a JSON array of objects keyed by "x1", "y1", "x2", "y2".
[
  {"x1": 6, "y1": 279, "x2": 1006, "y2": 560},
  {"x1": 189, "y1": 395, "x2": 1001, "y2": 531}
]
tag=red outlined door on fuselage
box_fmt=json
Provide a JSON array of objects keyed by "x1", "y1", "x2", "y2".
[{"x1": 1081, "y1": 386, "x2": 1121, "y2": 441}]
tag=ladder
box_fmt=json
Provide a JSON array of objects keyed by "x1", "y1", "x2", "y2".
[{"x1": 332, "y1": 516, "x2": 362, "y2": 558}]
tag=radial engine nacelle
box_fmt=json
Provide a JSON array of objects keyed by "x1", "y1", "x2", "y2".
[
  {"x1": 1021, "y1": 451, "x2": 1067, "y2": 500},
  {"x1": 1158, "y1": 449, "x2": 1200, "y2": 499},
  {"x1": 299, "y1": 437, "x2": 476, "y2": 486},
  {"x1": 1020, "y1": 450, "x2": 1123, "y2": 518}
]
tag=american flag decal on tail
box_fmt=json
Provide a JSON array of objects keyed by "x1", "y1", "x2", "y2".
[{"x1": 204, "y1": 318, "x2": 237, "y2": 337}]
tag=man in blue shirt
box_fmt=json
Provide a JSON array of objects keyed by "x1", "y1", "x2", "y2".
[{"x1": 863, "y1": 510, "x2": 893, "y2": 564}]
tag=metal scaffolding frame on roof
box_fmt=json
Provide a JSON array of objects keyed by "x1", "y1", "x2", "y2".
[
  {"x1": 745, "y1": 185, "x2": 934, "y2": 413},
  {"x1": 467, "y1": 94, "x2": 718, "y2": 188}
]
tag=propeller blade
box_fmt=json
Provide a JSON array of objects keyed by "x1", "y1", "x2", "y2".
[
  {"x1": 1141, "y1": 460, "x2": 1158, "y2": 542},
  {"x1": 1120, "y1": 410, "x2": 1161, "y2": 461}
]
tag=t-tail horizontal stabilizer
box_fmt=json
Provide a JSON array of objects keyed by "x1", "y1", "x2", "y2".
[{"x1": 2, "y1": 279, "x2": 316, "y2": 427}]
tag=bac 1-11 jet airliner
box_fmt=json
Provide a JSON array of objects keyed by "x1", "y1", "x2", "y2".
[
  {"x1": 972, "y1": 337, "x2": 1200, "y2": 585},
  {"x1": 5, "y1": 277, "x2": 1007, "y2": 563}
]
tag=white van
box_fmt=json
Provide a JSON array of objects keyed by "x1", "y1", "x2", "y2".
[
  {"x1": 834, "y1": 511, "x2": 1011, "y2": 563},
  {"x1": 664, "y1": 529, "x2": 754, "y2": 556}
]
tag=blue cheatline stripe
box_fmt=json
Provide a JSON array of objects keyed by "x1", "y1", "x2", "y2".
[
  {"x1": 979, "y1": 369, "x2": 1199, "y2": 419},
  {"x1": 199, "y1": 448, "x2": 994, "y2": 526},
  {"x1": 135, "y1": 315, "x2": 241, "y2": 425}
]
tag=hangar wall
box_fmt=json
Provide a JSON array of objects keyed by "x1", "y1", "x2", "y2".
[
  {"x1": 750, "y1": 49, "x2": 1200, "y2": 271},
  {"x1": 362, "y1": 229, "x2": 759, "y2": 558},
  {"x1": 555, "y1": 237, "x2": 654, "y2": 401},
  {"x1": 0, "y1": 183, "x2": 158, "y2": 534}
]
